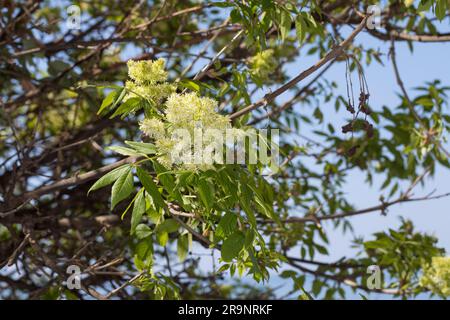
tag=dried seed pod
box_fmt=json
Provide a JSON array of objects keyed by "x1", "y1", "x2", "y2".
[
  {"x1": 360, "y1": 105, "x2": 372, "y2": 115},
  {"x1": 364, "y1": 122, "x2": 374, "y2": 138},
  {"x1": 358, "y1": 92, "x2": 370, "y2": 102},
  {"x1": 346, "y1": 144, "x2": 360, "y2": 157},
  {"x1": 346, "y1": 102, "x2": 355, "y2": 114},
  {"x1": 341, "y1": 122, "x2": 353, "y2": 133},
  {"x1": 358, "y1": 92, "x2": 370, "y2": 110}
]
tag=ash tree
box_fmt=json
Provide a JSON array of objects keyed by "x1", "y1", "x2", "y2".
[{"x1": 1, "y1": 0, "x2": 450, "y2": 299}]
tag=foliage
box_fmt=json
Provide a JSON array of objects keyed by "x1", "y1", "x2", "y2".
[{"x1": 1, "y1": 0, "x2": 450, "y2": 300}]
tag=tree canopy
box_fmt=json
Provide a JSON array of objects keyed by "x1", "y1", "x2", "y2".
[{"x1": 1, "y1": 0, "x2": 450, "y2": 300}]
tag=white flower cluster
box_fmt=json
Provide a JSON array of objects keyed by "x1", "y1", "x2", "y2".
[
  {"x1": 134, "y1": 59, "x2": 244, "y2": 171},
  {"x1": 420, "y1": 256, "x2": 450, "y2": 296},
  {"x1": 165, "y1": 93, "x2": 230, "y2": 130},
  {"x1": 128, "y1": 58, "x2": 168, "y2": 84},
  {"x1": 125, "y1": 59, "x2": 176, "y2": 102},
  {"x1": 139, "y1": 118, "x2": 165, "y2": 140}
]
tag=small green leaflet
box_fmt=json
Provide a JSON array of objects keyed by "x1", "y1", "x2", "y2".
[
  {"x1": 131, "y1": 190, "x2": 146, "y2": 234},
  {"x1": 179, "y1": 79, "x2": 215, "y2": 92},
  {"x1": 108, "y1": 141, "x2": 157, "y2": 157},
  {"x1": 125, "y1": 141, "x2": 156, "y2": 155},
  {"x1": 239, "y1": 182, "x2": 257, "y2": 227},
  {"x1": 157, "y1": 231, "x2": 169, "y2": 246},
  {"x1": 359, "y1": 293, "x2": 369, "y2": 300},
  {"x1": 300, "y1": 287, "x2": 314, "y2": 300},
  {"x1": 248, "y1": 248, "x2": 263, "y2": 278},
  {"x1": 135, "y1": 223, "x2": 152, "y2": 239},
  {"x1": 179, "y1": 79, "x2": 201, "y2": 92},
  {"x1": 177, "y1": 234, "x2": 189, "y2": 262},
  {"x1": 295, "y1": 15, "x2": 306, "y2": 44},
  {"x1": 134, "y1": 238, "x2": 153, "y2": 261},
  {"x1": 145, "y1": 195, "x2": 164, "y2": 224},
  {"x1": 244, "y1": 229, "x2": 255, "y2": 249},
  {"x1": 136, "y1": 167, "x2": 165, "y2": 211},
  {"x1": 197, "y1": 178, "x2": 214, "y2": 210},
  {"x1": 221, "y1": 231, "x2": 245, "y2": 262},
  {"x1": 248, "y1": 183, "x2": 280, "y2": 224},
  {"x1": 156, "y1": 218, "x2": 179, "y2": 233},
  {"x1": 88, "y1": 164, "x2": 130, "y2": 194},
  {"x1": 107, "y1": 146, "x2": 142, "y2": 156},
  {"x1": 152, "y1": 160, "x2": 183, "y2": 203},
  {"x1": 279, "y1": 9, "x2": 292, "y2": 41},
  {"x1": 98, "y1": 89, "x2": 119, "y2": 115},
  {"x1": 109, "y1": 97, "x2": 140, "y2": 119},
  {"x1": 215, "y1": 213, "x2": 238, "y2": 239},
  {"x1": 111, "y1": 88, "x2": 126, "y2": 111},
  {"x1": 435, "y1": 0, "x2": 448, "y2": 21},
  {"x1": 217, "y1": 168, "x2": 238, "y2": 203},
  {"x1": 111, "y1": 167, "x2": 134, "y2": 209}
]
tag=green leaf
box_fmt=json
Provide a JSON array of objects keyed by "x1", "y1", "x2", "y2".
[
  {"x1": 244, "y1": 229, "x2": 255, "y2": 249},
  {"x1": 435, "y1": 0, "x2": 447, "y2": 20},
  {"x1": 157, "y1": 231, "x2": 169, "y2": 246},
  {"x1": 136, "y1": 167, "x2": 165, "y2": 211},
  {"x1": 111, "y1": 167, "x2": 134, "y2": 209},
  {"x1": 88, "y1": 165, "x2": 130, "y2": 194},
  {"x1": 239, "y1": 183, "x2": 256, "y2": 227},
  {"x1": 98, "y1": 90, "x2": 119, "y2": 114},
  {"x1": 215, "y1": 213, "x2": 238, "y2": 239},
  {"x1": 179, "y1": 79, "x2": 200, "y2": 92},
  {"x1": 279, "y1": 9, "x2": 292, "y2": 41},
  {"x1": 107, "y1": 146, "x2": 142, "y2": 156},
  {"x1": 248, "y1": 182, "x2": 280, "y2": 224},
  {"x1": 312, "y1": 279, "x2": 322, "y2": 296},
  {"x1": 135, "y1": 223, "x2": 152, "y2": 239},
  {"x1": 364, "y1": 238, "x2": 391, "y2": 250},
  {"x1": 217, "y1": 264, "x2": 230, "y2": 272},
  {"x1": 131, "y1": 190, "x2": 146, "y2": 234},
  {"x1": 418, "y1": 0, "x2": 433, "y2": 12},
  {"x1": 221, "y1": 231, "x2": 245, "y2": 262},
  {"x1": 135, "y1": 237, "x2": 153, "y2": 260},
  {"x1": 217, "y1": 169, "x2": 238, "y2": 203},
  {"x1": 313, "y1": 107, "x2": 324, "y2": 123},
  {"x1": 197, "y1": 178, "x2": 214, "y2": 210},
  {"x1": 157, "y1": 219, "x2": 179, "y2": 233},
  {"x1": 300, "y1": 287, "x2": 314, "y2": 300},
  {"x1": 153, "y1": 161, "x2": 183, "y2": 202},
  {"x1": 112, "y1": 88, "x2": 126, "y2": 108},
  {"x1": 145, "y1": 194, "x2": 163, "y2": 224},
  {"x1": 177, "y1": 234, "x2": 189, "y2": 262},
  {"x1": 179, "y1": 79, "x2": 215, "y2": 92},
  {"x1": 110, "y1": 97, "x2": 140, "y2": 118},
  {"x1": 280, "y1": 270, "x2": 297, "y2": 279},
  {"x1": 359, "y1": 293, "x2": 368, "y2": 300},
  {"x1": 212, "y1": 1, "x2": 233, "y2": 8},
  {"x1": 295, "y1": 15, "x2": 306, "y2": 44},
  {"x1": 125, "y1": 141, "x2": 156, "y2": 155},
  {"x1": 99, "y1": 88, "x2": 126, "y2": 115}
]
